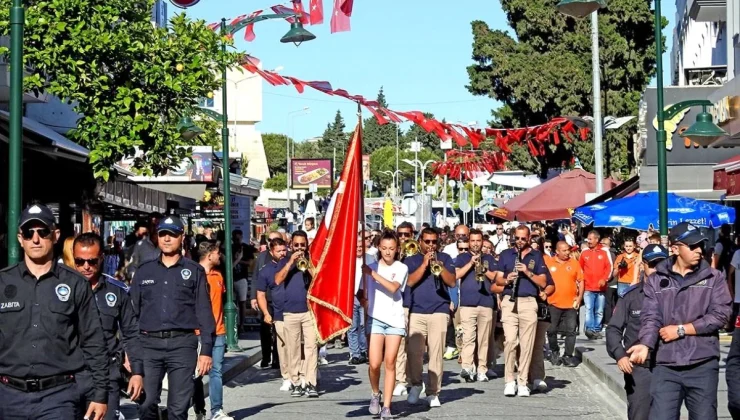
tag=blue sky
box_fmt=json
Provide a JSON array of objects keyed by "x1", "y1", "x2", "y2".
[{"x1": 173, "y1": 0, "x2": 676, "y2": 142}]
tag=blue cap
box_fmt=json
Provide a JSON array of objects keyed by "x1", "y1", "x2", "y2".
[
  {"x1": 642, "y1": 244, "x2": 668, "y2": 262},
  {"x1": 157, "y1": 216, "x2": 184, "y2": 235},
  {"x1": 19, "y1": 204, "x2": 56, "y2": 228}
]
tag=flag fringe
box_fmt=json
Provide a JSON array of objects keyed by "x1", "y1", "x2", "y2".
[{"x1": 307, "y1": 295, "x2": 353, "y2": 344}]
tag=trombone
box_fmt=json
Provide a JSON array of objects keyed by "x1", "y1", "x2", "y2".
[{"x1": 402, "y1": 239, "x2": 420, "y2": 258}]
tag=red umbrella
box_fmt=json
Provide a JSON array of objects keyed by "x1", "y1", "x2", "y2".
[{"x1": 489, "y1": 169, "x2": 620, "y2": 222}]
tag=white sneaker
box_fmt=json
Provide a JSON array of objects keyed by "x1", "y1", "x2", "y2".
[
  {"x1": 211, "y1": 410, "x2": 235, "y2": 420},
  {"x1": 476, "y1": 372, "x2": 489, "y2": 382},
  {"x1": 319, "y1": 357, "x2": 329, "y2": 366},
  {"x1": 517, "y1": 385, "x2": 531, "y2": 397},
  {"x1": 504, "y1": 381, "x2": 517, "y2": 397},
  {"x1": 393, "y1": 383, "x2": 408, "y2": 396},
  {"x1": 407, "y1": 385, "x2": 423, "y2": 405},
  {"x1": 426, "y1": 395, "x2": 441, "y2": 407},
  {"x1": 280, "y1": 379, "x2": 292, "y2": 391},
  {"x1": 532, "y1": 379, "x2": 548, "y2": 392}
]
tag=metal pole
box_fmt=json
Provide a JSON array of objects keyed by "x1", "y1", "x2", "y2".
[
  {"x1": 333, "y1": 147, "x2": 336, "y2": 180},
  {"x1": 7, "y1": 0, "x2": 24, "y2": 264},
  {"x1": 591, "y1": 11, "x2": 604, "y2": 195},
  {"x1": 395, "y1": 123, "x2": 399, "y2": 197},
  {"x1": 654, "y1": 0, "x2": 668, "y2": 238},
  {"x1": 220, "y1": 19, "x2": 240, "y2": 352},
  {"x1": 442, "y1": 152, "x2": 448, "y2": 228},
  {"x1": 420, "y1": 166, "x2": 425, "y2": 225}
]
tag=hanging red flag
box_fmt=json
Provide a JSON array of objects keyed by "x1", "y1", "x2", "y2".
[
  {"x1": 330, "y1": 0, "x2": 351, "y2": 33},
  {"x1": 243, "y1": 10, "x2": 264, "y2": 42},
  {"x1": 308, "y1": 123, "x2": 363, "y2": 343},
  {"x1": 365, "y1": 106, "x2": 390, "y2": 125},
  {"x1": 340, "y1": 0, "x2": 354, "y2": 15},
  {"x1": 309, "y1": 0, "x2": 324, "y2": 24},
  {"x1": 291, "y1": 1, "x2": 310, "y2": 24}
]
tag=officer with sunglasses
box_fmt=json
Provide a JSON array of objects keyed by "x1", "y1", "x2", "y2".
[
  {"x1": 0, "y1": 204, "x2": 109, "y2": 420},
  {"x1": 130, "y1": 216, "x2": 215, "y2": 420},
  {"x1": 73, "y1": 233, "x2": 143, "y2": 420}
]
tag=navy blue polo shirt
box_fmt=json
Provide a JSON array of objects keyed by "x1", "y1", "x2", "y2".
[
  {"x1": 256, "y1": 259, "x2": 285, "y2": 322},
  {"x1": 455, "y1": 253, "x2": 497, "y2": 307},
  {"x1": 498, "y1": 248, "x2": 549, "y2": 298},
  {"x1": 404, "y1": 252, "x2": 456, "y2": 314},
  {"x1": 277, "y1": 259, "x2": 309, "y2": 314}
]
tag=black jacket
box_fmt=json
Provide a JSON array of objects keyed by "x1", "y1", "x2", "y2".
[{"x1": 606, "y1": 283, "x2": 653, "y2": 367}]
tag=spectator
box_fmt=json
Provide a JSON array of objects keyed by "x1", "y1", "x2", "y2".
[{"x1": 580, "y1": 231, "x2": 612, "y2": 339}]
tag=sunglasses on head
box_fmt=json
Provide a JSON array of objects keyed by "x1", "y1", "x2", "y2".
[
  {"x1": 74, "y1": 257, "x2": 99, "y2": 267},
  {"x1": 21, "y1": 227, "x2": 52, "y2": 240}
]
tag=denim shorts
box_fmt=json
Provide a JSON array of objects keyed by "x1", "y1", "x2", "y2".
[{"x1": 368, "y1": 317, "x2": 406, "y2": 337}]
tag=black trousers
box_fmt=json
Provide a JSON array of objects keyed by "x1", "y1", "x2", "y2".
[
  {"x1": 547, "y1": 306, "x2": 578, "y2": 357},
  {"x1": 77, "y1": 361, "x2": 121, "y2": 420},
  {"x1": 603, "y1": 286, "x2": 618, "y2": 325},
  {"x1": 260, "y1": 305, "x2": 279, "y2": 366},
  {"x1": 0, "y1": 382, "x2": 80, "y2": 419},
  {"x1": 625, "y1": 365, "x2": 652, "y2": 420},
  {"x1": 139, "y1": 333, "x2": 199, "y2": 420},
  {"x1": 650, "y1": 358, "x2": 719, "y2": 420}
]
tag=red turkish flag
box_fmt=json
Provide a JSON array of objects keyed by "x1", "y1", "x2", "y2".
[
  {"x1": 309, "y1": 0, "x2": 324, "y2": 24},
  {"x1": 242, "y1": 10, "x2": 264, "y2": 42},
  {"x1": 308, "y1": 122, "x2": 363, "y2": 343},
  {"x1": 330, "y1": 0, "x2": 351, "y2": 33},
  {"x1": 340, "y1": 0, "x2": 354, "y2": 15}
]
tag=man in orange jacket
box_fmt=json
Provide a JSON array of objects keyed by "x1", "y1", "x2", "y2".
[{"x1": 579, "y1": 230, "x2": 612, "y2": 339}]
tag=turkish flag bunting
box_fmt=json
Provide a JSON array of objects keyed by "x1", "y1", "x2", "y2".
[
  {"x1": 243, "y1": 10, "x2": 264, "y2": 42},
  {"x1": 365, "y1": 106, "x2": 390, "y2": 125},
  {"x1": 291, "y1": 1, "x2": 311, "y2": 24},
  {"x1": 309, "y1": 0, "x2": 324, "y2": 24},
  {"x1": 330, "y1": 0, "x2": 351, "y2": 33},
  {"x1": 308, "y1": 122, "x2": 364, "y2": 343},
  {"x1": 340, "y1": 0, "x2": 354, "y2": 15}
]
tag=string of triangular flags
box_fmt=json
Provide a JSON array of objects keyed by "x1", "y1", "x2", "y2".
[
  {"x1": 240, "y1": 56, "x2": 591, "y2": 178},
  {"x1": 206, "y1": 0, "x2": 353, "y2": 39}
]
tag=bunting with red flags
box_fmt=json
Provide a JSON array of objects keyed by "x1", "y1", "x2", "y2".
[
  {"x1": 330, "y1": 0, "x2": 351, "y2": 33},
  {"x1": 307, "y1": 122, "x2": 364, "y2": 343}
]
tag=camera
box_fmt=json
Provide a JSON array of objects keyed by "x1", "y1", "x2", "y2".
[{"x1": 618, "y1": 260, "x2": 628, "y2": 270}]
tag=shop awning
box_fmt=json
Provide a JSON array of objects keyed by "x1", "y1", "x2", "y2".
[
  {"x1": 487, "y1": 171, "x2": 542, "y2": 190},
  {"x1": 580, "y1": 175, "x2": 640, "y2": 207},
  {"x1": 0, "y1": 110, "x2": 89, "y2": 161}
]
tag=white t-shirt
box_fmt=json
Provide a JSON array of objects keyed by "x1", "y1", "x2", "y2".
[
  {"x1": 306, "y1": 228, "x2": 317, "y2": 242},
  {"x1": 730, "y1": 250, "x2": 740, "y2": 303},
  {"x1": 491, "y1": 234, "x2": 509, "y2": 255},
  {"x1": 367, "y1": 260, "x2": 408, "y2": 329},
  {"x1": 443, "y1": 243, "x2": 458, "y2": 260}
]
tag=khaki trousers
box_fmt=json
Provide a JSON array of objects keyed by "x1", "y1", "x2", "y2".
[
  {"x1": 395, "y1": 307, "x2": 410, "y2": 384},
  {"x1": 283, "y1": 312, "x2": 318, "y2": 386},
  {"x1": 528, "y1": 321, "x2": 550, "y2": 382},
  {"x1": 408, "y1": 313, "x2": 449, "y2": 396},
  {"x1": 501, "y1": 297, "x2": 538, "y2": 385},
  {"x1": 486, "y1": 309, "x2": 502, "y2": 366},
  {"x1": 460, "y1": 306, "x2": 493, "y2": 373},
  {"x1": 273, "y1": 320, "x2": 290, "y2": 381}
]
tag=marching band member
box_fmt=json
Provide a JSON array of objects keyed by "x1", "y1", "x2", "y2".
[
  {"x1": 455, "y1": 229, "x2": 498, "y2": 382},
  {"x1": 393, "y1": 222, "x2": 415, "y2": 396},
  {"x1": 274, "y1": 231, "x2": 320, "y2": 398},
  {"x1": 404, "y1": 228, "x2": 456, "y2": 407},
  {"x1": 363, "y1": 230, "x2": 408, "y2": 420},
  {"x1": 496, "y1": 225, "x2": 550, "y2": 397}
]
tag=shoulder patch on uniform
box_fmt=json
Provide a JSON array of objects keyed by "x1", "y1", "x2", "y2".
[
  {"x1": 105, "y1": 292, "x2": 117, "y2": 307},
  {"x1": 104, "y1": 276, "x2": 130, "y2": 293},
  {"x1": 181, "y1": 269, "x2": 192, "y2": 280},
  {"x1": 55, "y1": 283, "x2": 71, "y2": 302}
]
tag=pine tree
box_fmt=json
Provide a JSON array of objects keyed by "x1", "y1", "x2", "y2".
[
  {"x1": 363, "y1": 87, "x2": 402, "y2": 155},
  {"x1": 318, "y1": 110, "x2": 348, "y2": 171}
]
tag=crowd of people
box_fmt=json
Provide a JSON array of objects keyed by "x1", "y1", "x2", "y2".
[{"x1": 1, "y1": 202, "x2": 739, "y2": 420}]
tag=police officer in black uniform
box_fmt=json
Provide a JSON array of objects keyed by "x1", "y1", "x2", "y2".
[
  {"x1": 0, "y1": 204, "x2": 109, "y2": 419},
  {"x1": 72, "y1": 232, "x2": 144, "y2": 419},
  {"x1": 606, "y1": 244, "x2": 667, "y2": 420},
  {"x1": 130, "y1": 215, "x2": 215, "y2": 420}
]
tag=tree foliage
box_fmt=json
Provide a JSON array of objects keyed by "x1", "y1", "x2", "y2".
[
  {"x1": 369, "y1": 145, "x2": 440, "y2": 193},
  {"x1": 318, "y1": 110, "x2": 348, "y2": 170},
  {"x1": 467, "y1": 0, "x2": 663, "y2": 179},
  {"x1": 0, "y1": 0, "x2": 240, "y2": 180},
  {"x1": 294, "y1": 140, "x2": 322, "y2": 159},
  {"x1": 363, "y1": 87, "x2": 402, "y2": 155},
  {"x1": 403, "y1": 112, "x2": 443, "y2": 159},
  {"x1": 262, "y1": 133, "x2": 293, "y2": 174},
  {"x1": 264, "y1": 172, "x2": 287, "y2": 192}
]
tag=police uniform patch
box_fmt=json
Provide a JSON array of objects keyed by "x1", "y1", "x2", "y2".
[
  {"x1": 181, "y1": 269, "x2": 192, "y2": 280},
  {"x1": 55, "y1": 283, "x2": 71, "y2": 302},
  {"x1": 4, "y1": 285, "x2": 16, "y2": 299},
  {"x1": 105, "y1": 292, "x2": 117, "y2": 307}
]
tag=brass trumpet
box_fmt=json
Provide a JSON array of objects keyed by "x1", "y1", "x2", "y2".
[
  {"x1": 296, "y1": 254, "x2": 311, "y2": 272},
  {"x1": 429, "y1": 253, "x2": 443, "y2": 277},
  {"x1": 474, "y1": 256, "x2": 486, "y2": 282},
  {"x1": 402, "y1": 239, "x2": 420, "y2": 258}
]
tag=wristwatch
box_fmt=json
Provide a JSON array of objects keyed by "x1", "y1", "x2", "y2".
[{"x1": 677, "y1": 324, "x2": 685, "y2": 338}]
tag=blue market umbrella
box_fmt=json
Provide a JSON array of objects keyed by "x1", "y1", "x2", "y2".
[{"x1": 573, "y1": 192, "x2": 735, "y2": 230}]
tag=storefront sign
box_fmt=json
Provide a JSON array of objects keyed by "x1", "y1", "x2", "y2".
[
  {"x1": 231, "y1": 196, "x2": 251, "y2": 235},
  {"x1": 118, "y1": 146, "x2": 213, "y2": 182}
]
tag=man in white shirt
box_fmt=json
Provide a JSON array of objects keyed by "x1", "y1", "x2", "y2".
[
  {"x1": 443, "y1": 224, "x2": 470, "y2": 259},
  {"x1": 491, "y1": 224, "x2": 509, "y2": 256}
]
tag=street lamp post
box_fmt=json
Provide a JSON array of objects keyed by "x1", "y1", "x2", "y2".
[
  {"x1": 182, "y1": 14, "x2": 315, "y2": 351},
  {"x1": 382, "y1": 170, "x2": 402, "y2": 194},
  {"x1": 286, "y1": 107, "x2": 309, "y2": 212},
  {"x1": 402, "y1": 158, "x2": 435, "y2": 225},
  {"x1": 557, "y1": 0, "x2": 605, "y2": 195},
  {"x1": 7, "y1": 0, "x2": 24, "y2": 264}
]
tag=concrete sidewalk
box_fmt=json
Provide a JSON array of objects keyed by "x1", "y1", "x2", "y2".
[{"x1": 576, "y1": 334, "x2": 733, "y2": 419}]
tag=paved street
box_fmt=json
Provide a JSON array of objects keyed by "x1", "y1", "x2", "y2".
[{"x1": 206, "y1": 347, "x2": 626, "y2": 420}]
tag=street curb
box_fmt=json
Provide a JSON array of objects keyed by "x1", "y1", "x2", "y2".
[
  {"x1": 223, "y1": 349, "x2": 263, "y2": 384},
  {"x1": 575, "y1": 346, "x2": 627, "y2": 404}
]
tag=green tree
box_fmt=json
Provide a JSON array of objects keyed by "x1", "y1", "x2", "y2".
[
  {"x1": 403, "y1": 113, "x2": 444, "y2": 159},
  {"x1": 262, "y1": 133, "x2": 293, "y2": 174},
  {"x1": 363, "y1": 87, "x2": 403, "y2": 155},
  {"x1": 369, "y1": 146, "x2": 441, "y2": 193},
  {"x1": 264, "y1": 172, "x2": 287, "y2": 192},
  {"x1": 467, "y1": 0, "x2": 662, "y2": 179},
  {"x1": 0, "y1": 1, "x2": 241, "y2": 180},
  {"x1": 294, "y1": 140, "x2": 322, "y2": 159},
  {"x1": 318, "y1": 110, "x2": 348, "y2": 170}
]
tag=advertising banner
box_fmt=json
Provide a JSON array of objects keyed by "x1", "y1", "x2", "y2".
[
  {"x1": 291, "y1": 159, "x2": 333, "y2": 189},
  {"x1": 118, "y1": 146, "x2": 213, "y2": 182},
  {"x1": 231, "y1": 196, "x2": 251, "y2": 235}
]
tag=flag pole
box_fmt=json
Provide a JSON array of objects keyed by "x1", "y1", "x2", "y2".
[{"x1": 357, "y1": 102, "x2": 369, "y2": 336}]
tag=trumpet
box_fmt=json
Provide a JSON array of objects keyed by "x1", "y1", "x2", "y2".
[
  {"x1": 474, "y1": 256, "x2": 486, "y2": 282},
  {"x1": 429, "y1": 253, "x2": 443, "y2": 277},
  {"x1": 296, "y1": 253, "x2": 311, "y2": 272},
  {"x1": 402, "y1": 239, "x2": 420, "y2": 258}
]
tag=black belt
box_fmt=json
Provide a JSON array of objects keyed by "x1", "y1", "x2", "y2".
[
  {"x1": 0, "y1": 374, "x2": 75, "y2": 392},
  {"x1": 141, "y1": 330, "x2": 194, "y2": 338}
]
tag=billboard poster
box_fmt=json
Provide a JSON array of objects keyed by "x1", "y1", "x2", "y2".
[
  {"x1": 362, "y1": 155, "x2": 370, "y2": 181},
  {"x1": 119, "y1": 146, "x2": 213, "y2": 182},
  {"x1": 291, "y1": 159, "x2": 333, "y2": 189}
]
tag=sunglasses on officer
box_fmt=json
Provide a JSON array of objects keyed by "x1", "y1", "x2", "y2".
[
  {"x1": 20, "y1": 226, "x2": 52, "y2": 240},
  {"x1": 74, "y1": 257, "x2": 100, "y2": 267}
]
